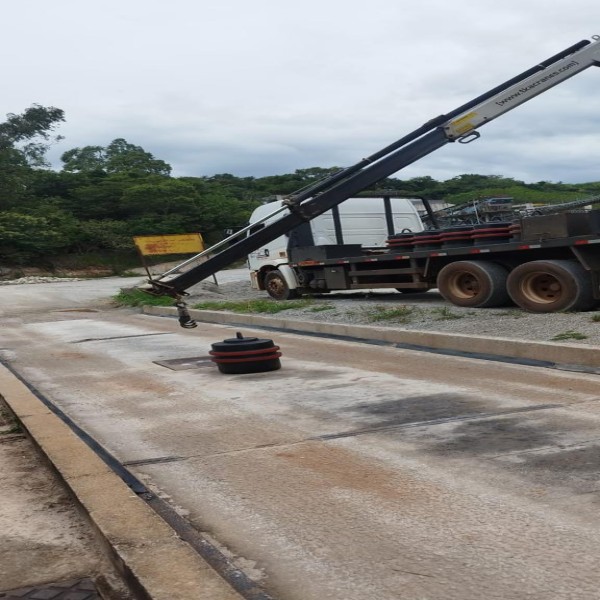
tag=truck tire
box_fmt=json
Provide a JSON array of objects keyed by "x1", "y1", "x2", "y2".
[
  {"x1": 506, "y1": 260, "x2": 595, "y2": 312},
  {"x1": 437, "y1": 261, "x2": 510, "y2": 308},
  {"x1": 264, "y1": 270, "x2": 300, "y2": 301}
]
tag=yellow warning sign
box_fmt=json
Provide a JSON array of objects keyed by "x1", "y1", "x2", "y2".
[{"x1": 133, "y1": 233, "x2": 204, "y2": 256}]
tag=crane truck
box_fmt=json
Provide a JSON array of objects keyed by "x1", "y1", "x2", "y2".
[{"x1": 145, "y1": 36, "x2": 600, "y2": 327}]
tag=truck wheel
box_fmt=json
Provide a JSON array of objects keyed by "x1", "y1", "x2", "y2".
[
  {"x1": 506, "y1": 260, "x2": 595, "y2": 312},
  {"x1": 437, "y1": 261, "x2": 510, "y2": 308},
  {"x1": 264, "y1": 270, "x2": 300, "y2": 301}
]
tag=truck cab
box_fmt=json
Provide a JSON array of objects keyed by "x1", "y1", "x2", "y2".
[{"x1": 247, "y1": 196, "x2": 424, "y2": 298}]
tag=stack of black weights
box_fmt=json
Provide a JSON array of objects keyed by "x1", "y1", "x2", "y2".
[{"x1": 209, "y1": 332, "x2": 282, "y2": 374}]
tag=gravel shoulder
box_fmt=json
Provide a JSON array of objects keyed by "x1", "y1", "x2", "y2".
[{"x1": 185, "y1": 279, "x2": 600, "y2": 347}]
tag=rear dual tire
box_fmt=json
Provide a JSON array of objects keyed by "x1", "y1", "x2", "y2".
[
  {"x1": 437, "y1": 261, "x2": 510, "y2": 308},
  {"x1": 506, "y1": 260, "x2": 596, "y2": 313}
]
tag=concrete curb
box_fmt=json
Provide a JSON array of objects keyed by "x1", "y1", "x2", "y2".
[
  {"x1": 0, "y1": 363, "x2": 243, "y2": 600},
  {"x1": 143, "y1": 306, "x2": 600, "y2": 370}
]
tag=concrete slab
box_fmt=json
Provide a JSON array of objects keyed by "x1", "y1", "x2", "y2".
[
  {"x1": 3, "y1": 311, "x2": 600, "y2": 599},
  {"x1": 0, "y1": 363, "x2": 244, "y2": 600}
]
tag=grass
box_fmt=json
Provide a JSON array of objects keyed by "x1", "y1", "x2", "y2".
[
  {"x1": 365, "y1": 305, "x2": 471, "y2": 324},
  {"x1": 365, "y1": 305, "x2": 416, "y2": 323},
  {"x1": 308, "y1": 304, "x2": 335, "y2": 313},
  {"x1": 591, "y1": 313, "x2": 600, "y2": 323},
  {"x1": 192, "y1": 298, "x2": 315, "y2": 314},
  {"x1": 113, "y1": 289, "x2": 176, "y2": 307},
  {"x1": 431, "y1": 307, "x2": 464, "y2": 321},
  {"x1": 550, "y1": 330, "x2": 589, "y2": 341}
]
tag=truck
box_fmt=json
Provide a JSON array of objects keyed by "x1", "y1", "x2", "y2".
[
  {"x1": 144, "y1": 36, "x2": 600, "y2": 326},
  {"x1": 247, "y1": 201, "x2": 600, "y2": 312}
]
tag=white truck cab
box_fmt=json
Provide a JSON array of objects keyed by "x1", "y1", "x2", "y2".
[{"x1": 247, "y1": 196, "x2": 424, "y2": 298}]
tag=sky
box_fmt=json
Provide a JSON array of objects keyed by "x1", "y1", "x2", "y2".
[{"x1": 4, "y1": 0, "x2": 600, "y2": 183}]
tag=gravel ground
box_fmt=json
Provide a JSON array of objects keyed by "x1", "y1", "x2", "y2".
[
  {"x1": 0, "y1": 276, "x2": 84, "y2": 285},
  {"x1": 185, "y1": 279, "x2": 600, "y2": 346}
]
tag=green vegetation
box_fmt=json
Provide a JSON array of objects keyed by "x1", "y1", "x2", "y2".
[
  {"x1": 364, "y1": 305, "x2": 472, "y2": 323},
  {"x1": 366, "y1": 305, "x2": 416, "y2": 323},
  {"x1": 550, "y1": 330, "x2": 588, "y2": 341},
  {"x1": 113, "y1": 289, "x2": 175, "y2": 307},
  {"x1": 192, "y1": 298, "x2": 315, "y2": 314},
  {"x1": 2, "y1": 103, "x2": 600, "y2": 270},
  {"x1": 308, "y1": 304, "x2": 336, "y2": 312},
  {"x1": 431, "y1": 307, "x2": 464, "y2": 320},
  {"x1": 591, "y1": 313, "x2": 600, "y2": 322}
]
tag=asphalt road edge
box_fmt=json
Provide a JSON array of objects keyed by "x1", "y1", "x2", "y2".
[
  {"x1": 0, "y1": 363, "x2": 243, "y2": 600},
  {"x1": 143, "y1": 306, "x2": 600, "y2": 370}
]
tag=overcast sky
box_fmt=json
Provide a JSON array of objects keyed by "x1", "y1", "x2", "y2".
[{"x1": 4, "y1": 1, "x2": 600, "y2": 183}]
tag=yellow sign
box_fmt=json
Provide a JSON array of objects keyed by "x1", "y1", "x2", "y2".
[{"x1": 133, "y1": 233, "x2": 204, "y2": 256}]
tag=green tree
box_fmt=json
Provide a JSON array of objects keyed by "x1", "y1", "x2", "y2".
[
  {"x1": 74, "y1": 219, "x2": 133, "y2": 252},
  {"x1": 0, "y1": 104, "x2": 65, "y2": 209},
  {"x1": 0, "y1": 204, "x2": 78, "y2": 263},
  {"x1": 120, "y1": 179, "x2": 199, "y2": 220},
  {"x1": 61, "y1": 138, "x2": 172, "y2": 176},
  {"x1": 59, "y1": 145, "x2": 106, "y2": 174},
  {"x1": 67, "y1": 174, "x2": 138, "y2": 220},
  {"x1": 0, "y1": 104, "x2": 64, "y2": 166},
  {"x1": 105, "y1": 138, "x2": 171, "y2": 176}
]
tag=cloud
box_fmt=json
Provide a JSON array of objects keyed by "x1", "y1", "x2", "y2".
[{"x1": 10, "y1": 0, "x2": 600, "y2": 183}]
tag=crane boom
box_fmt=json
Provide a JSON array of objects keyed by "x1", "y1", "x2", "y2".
[{"x1": 148, "y1": 36, "x2": 600, "y2": 298}]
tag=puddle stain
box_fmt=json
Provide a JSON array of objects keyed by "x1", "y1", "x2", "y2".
[
  {"x1": 346, "y1": 393, "x2": 600, "y2": 497},
  {"x1": 425, "y1": 418, "x2": 555, "y2": 456},
  {"x1": 348, "y1": 393, "x2": 495, "y2": 427}
]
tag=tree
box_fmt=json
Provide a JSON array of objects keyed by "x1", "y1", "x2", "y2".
[
  {"x1": 61, "y1": 138, "x2": 172, "y2": 176},
  {"x1": 0, "y1": 203, "x2": 78, "y2": 263},
  {"x1": 59, "y1": 145, "x2": 106, "y2": 174},
  {"x1": 294, "y1": 167, "x2": 341, "y2": 182},
  {"x1": 120, "y1": 180, "x2": 199, "y2": 219},
  {"x1": 0, "y1": 104, "x2": 65, "y2": 166},
  {"x1": 105, "y1": 138, "x2": 172, "y2": 176},
  {"x1": 67, "y1": 173, "x2": 144, "y2": 220},
  {"x1": 0, "y1": 105, "x2": 65, "y2": 209}
]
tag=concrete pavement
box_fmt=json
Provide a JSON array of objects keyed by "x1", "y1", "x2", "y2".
[
  {"x1": 1, "y1": 271, "x2": 599, "y2": 598},
  {"x1": 0, "y1": 363, "x2": 245, "y2": 600},
  {"x1": 2, "y1": 306, "x2": 600, "y2": 599}
]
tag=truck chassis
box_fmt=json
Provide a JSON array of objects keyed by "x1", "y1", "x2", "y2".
[{"x1": 284, "y1": 214, "x2": 600, "y2": 312}]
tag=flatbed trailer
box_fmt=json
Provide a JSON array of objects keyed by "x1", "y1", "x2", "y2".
[{"x1": 286, "y1": 213, "x2": 600, "y2": 312}]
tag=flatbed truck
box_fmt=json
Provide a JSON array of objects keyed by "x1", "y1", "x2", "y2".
[{"x1": 145, "y1": 36, "x2": 600, "y2": 324}]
